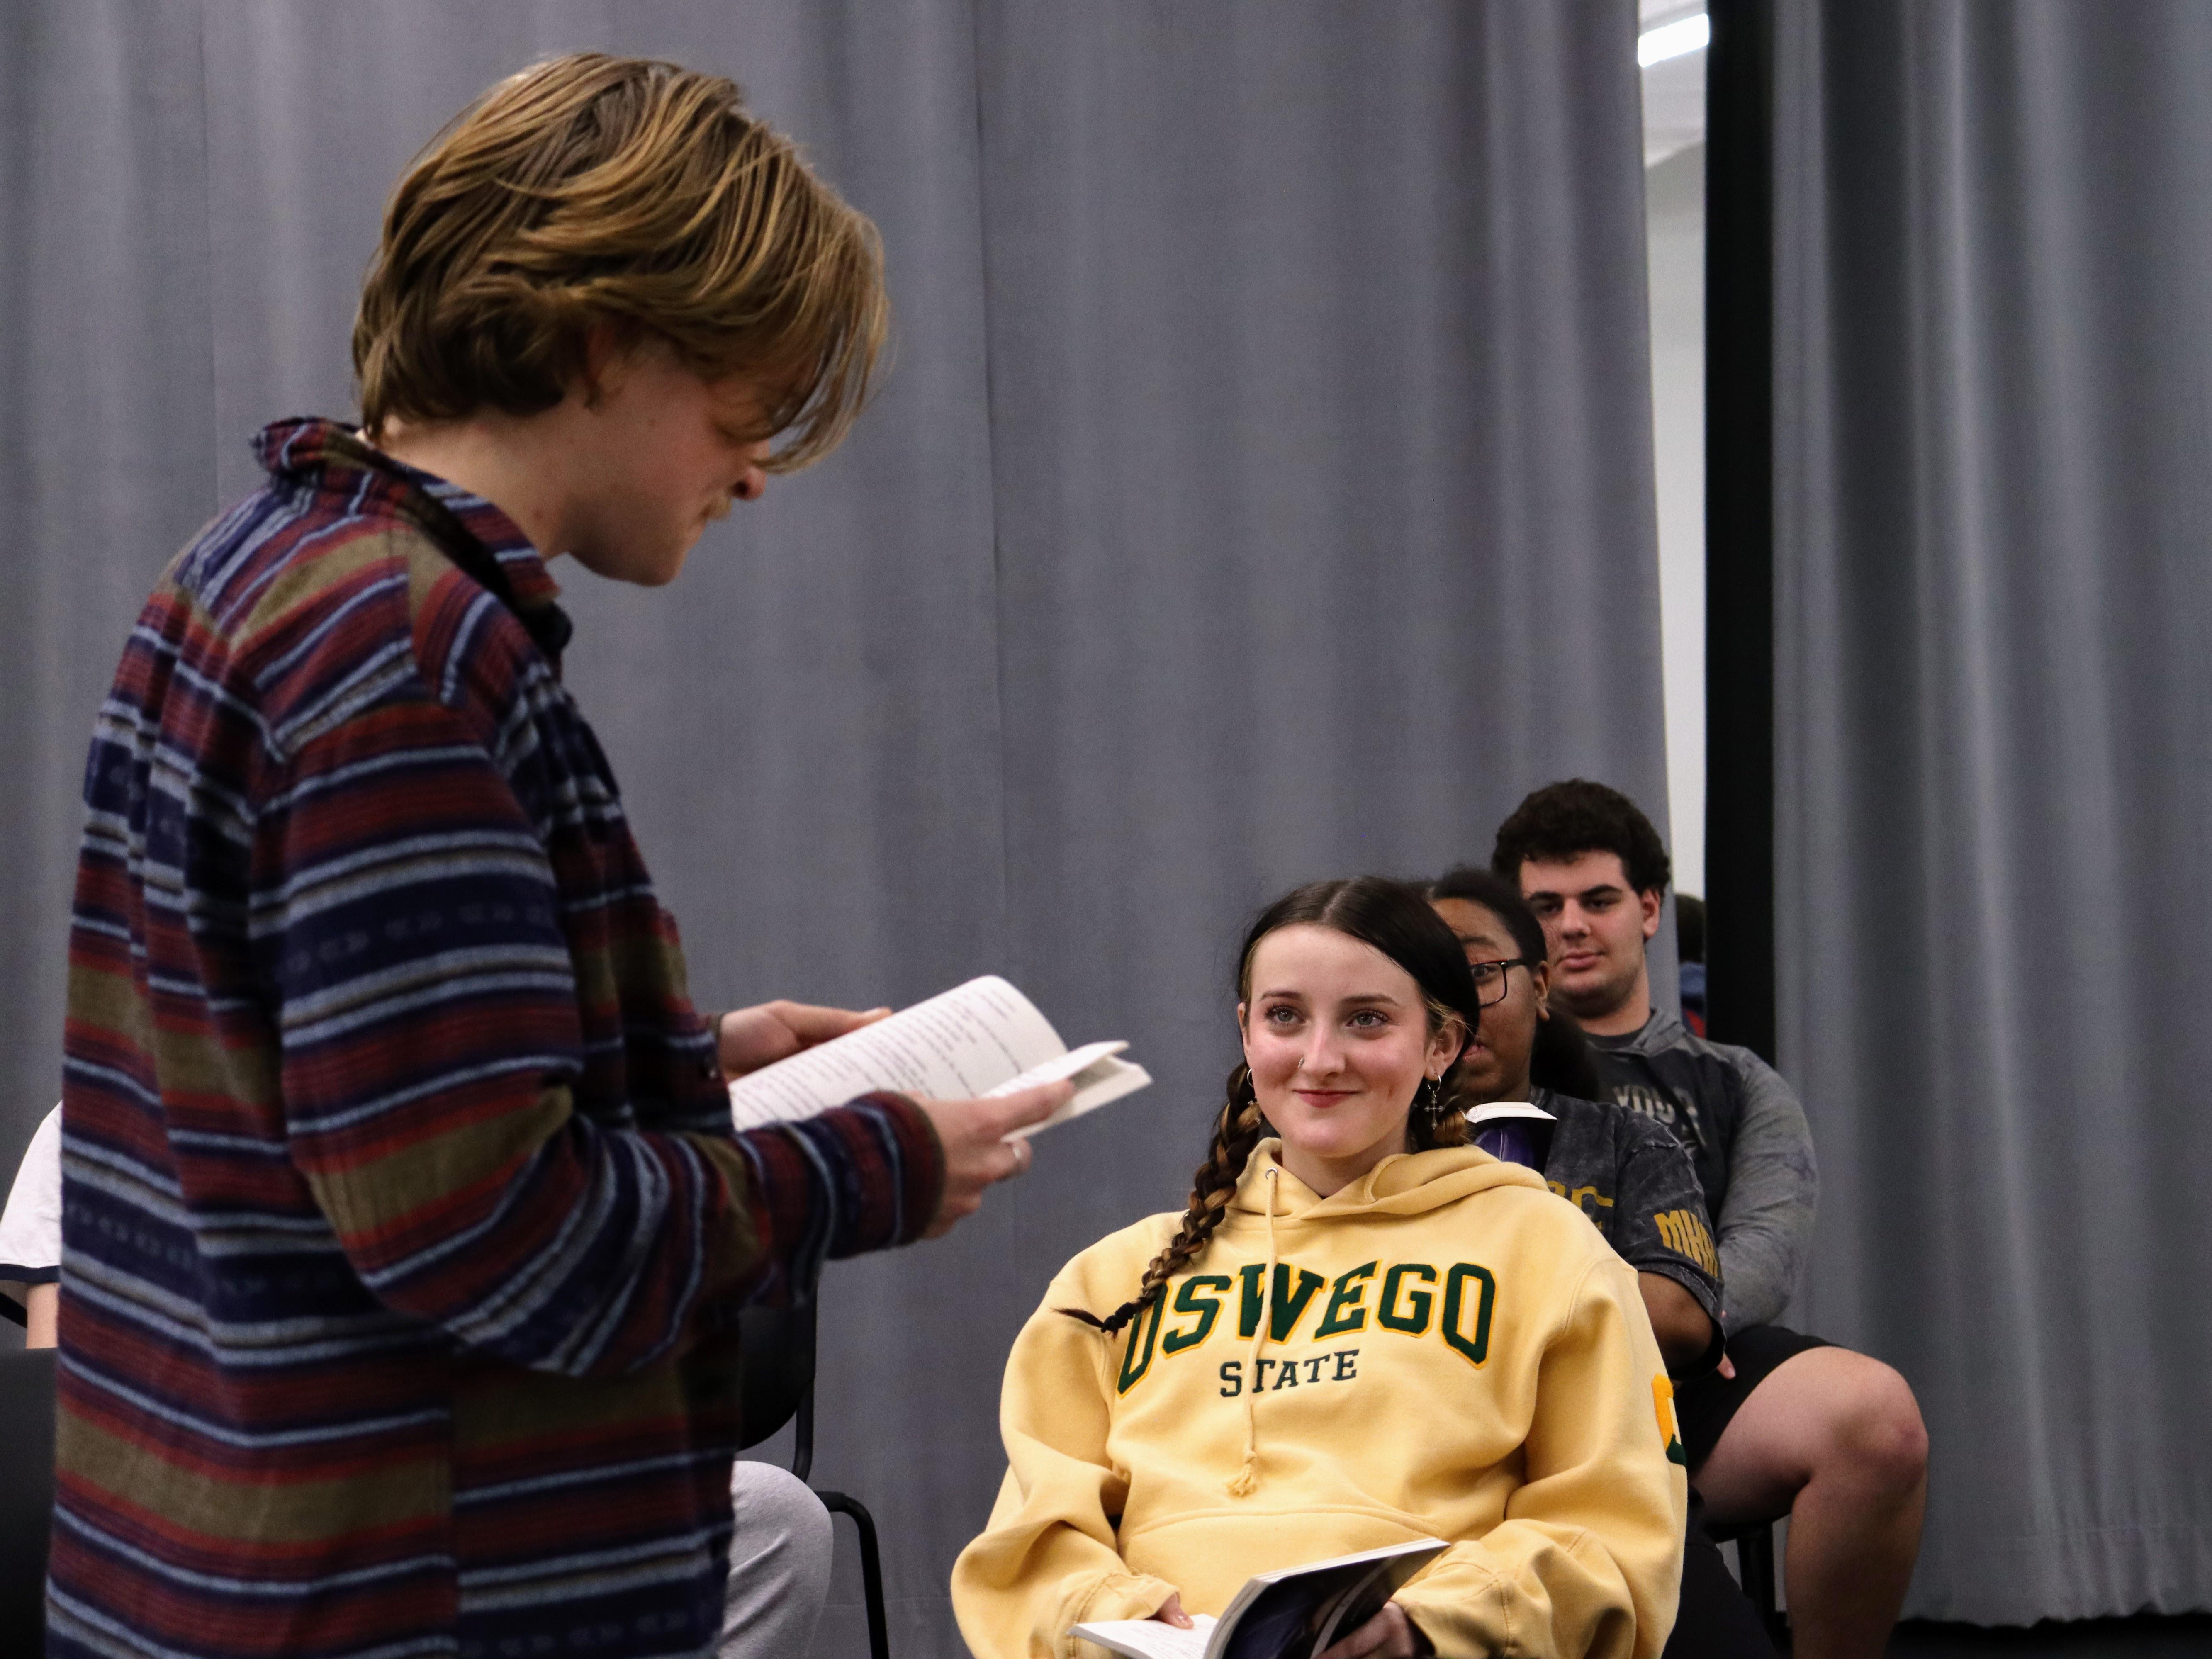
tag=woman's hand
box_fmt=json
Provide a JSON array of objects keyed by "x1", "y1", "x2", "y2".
[
  {"x1": 1316, "y1": 1601, "x2": 1427, "y2": 1659},
  {"x1": 1149, "y1": 1593, "x2": 1195, "y2": 1629},
  {"x1": 716, "y1": 1000, "x2": 890, "y2": 1079}
]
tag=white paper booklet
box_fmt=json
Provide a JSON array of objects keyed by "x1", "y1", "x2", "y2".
[
  {"x1": 725, "y1": 975, "x2": 1150, "y2": 1138},
  {"x1": 1071, "y1": 1538, "x2": 1448, "y2": 1659}
]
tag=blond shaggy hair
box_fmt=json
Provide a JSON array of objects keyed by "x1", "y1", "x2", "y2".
[{"x1": 353, "y1": 53, "x2": 886, "y2": 471}]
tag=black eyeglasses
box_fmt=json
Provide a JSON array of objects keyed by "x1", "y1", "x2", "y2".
[{"x1": 1466, "y1": 958, "x2": 1537, "y2": 1007}]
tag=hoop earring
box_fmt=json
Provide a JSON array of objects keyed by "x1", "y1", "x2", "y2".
[{"x1": 1233, "y1": 1064, "x2": 1257, "y2": 1107}]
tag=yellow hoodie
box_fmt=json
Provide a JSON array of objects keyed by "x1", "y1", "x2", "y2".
[{"x1": 952, "y1": 1141, "x2": 1687, "y2": 1659}]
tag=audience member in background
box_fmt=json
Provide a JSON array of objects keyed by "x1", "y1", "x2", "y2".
[
  {"x1": 1429, "y1": 869, "x2": 1776, "y2": 1659},
  {"x1": 52, "y1": 54, "x2": 1062, "y2": 1659},
  {"x1": 1675, "y1": 893, "x2": 1707, "y2": 1036},
  {"x1": 1428, "y1": 869, "x2": 1719, "y2": 1372},
  {"x1": 0, "y1": 1104, "x2": 60, "y2": 1347},
  {"x1": 1492, "y1": 781, "x2": 1927, "y2": 1659},
  {"x1": 954, "y1": 878, "x2": 1686, "y2": 1659}
]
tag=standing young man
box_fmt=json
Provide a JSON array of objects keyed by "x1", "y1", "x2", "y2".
[
  {"x1": 53, "y1": 55, "x2": 1061, "y2": 1659},
  {"x1": 1492, "y1": 780, "x2": 1928, "y2": 1659}
]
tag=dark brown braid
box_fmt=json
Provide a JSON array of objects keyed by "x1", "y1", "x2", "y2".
[{"x1": 1061, "y1": 1065, "x2": 1269, "y2": 1335}]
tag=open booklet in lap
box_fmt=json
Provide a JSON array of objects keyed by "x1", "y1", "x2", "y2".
[
  {"x1": 1073, "y1": 1540, "x2": 1448, "y2": 1659},
  {"x1": 726, "y1": 975, "x2": 1150, "y2": 1137}
]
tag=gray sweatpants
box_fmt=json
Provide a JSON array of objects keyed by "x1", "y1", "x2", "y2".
[{"x1": 720, "y1": 1461, "x2": 835, "y2": 1659}]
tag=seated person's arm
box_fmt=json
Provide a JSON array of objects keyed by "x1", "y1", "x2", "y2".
[
  {"x1": 952, "y1": 1280, "x2": 1179, "y2": 1655},
  {"x1": 1391, "y1": 1258, "x2": 1687, "y2": 1659},
  {"x1": 1713, "y1": 1052, "x2": 1819, "y2": 1332},
  {"x1": 0, "y1": 1104, "x2": 62, "y2": 1349},
  {"x1": 1611, "y1": 1126, "x2": 1725, "y2": 1375},
  {"x1": 23, "y1": 1283, "x2": 56, "y2": 1348},
  {"x1": 1638, "y1": 1271, "x2": 1716, "y2": 1373}
]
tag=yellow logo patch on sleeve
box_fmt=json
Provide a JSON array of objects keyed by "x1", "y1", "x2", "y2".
[{"x1": 1653, "y1": 1374, "x2": 1688, "y2": 1466}]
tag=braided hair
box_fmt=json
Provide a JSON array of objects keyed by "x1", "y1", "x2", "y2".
[{"x1": 1066, "y1": 877, "x2": 1483, "y2": 1336}]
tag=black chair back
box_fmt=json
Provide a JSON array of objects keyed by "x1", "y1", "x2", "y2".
[
  {"x1": 0, "y1": 1348, "x2": 57, "y2": 1652},
  {"x1": 737, "y1": 1299, "x2": 818, "y2": 1467},
  {"x1": 733, "y1": 1297, "x2": 890, "y2": 1658}
]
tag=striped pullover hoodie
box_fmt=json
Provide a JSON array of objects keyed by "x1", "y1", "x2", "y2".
[{"x1": 51, "y1": 418, "x2": 943, "y2": 1659}]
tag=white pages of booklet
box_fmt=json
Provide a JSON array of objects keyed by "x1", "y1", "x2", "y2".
[
  {"x1": 1465, "y1": 1101, "x2": 1556, "y2": 1129},
  {"x1": 1071, "y1": 1537, "x2": 1449, "y2": 1659},
  {"x1": 1063, "y1": 1615, "x2": 1219, "y2": 1659},
  {"x1": 725, "y1": 974, "x2": 1151, "y2": 1137}
]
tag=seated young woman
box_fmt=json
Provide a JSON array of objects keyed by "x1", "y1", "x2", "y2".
[
  {"x1": 952, "y1": 877, "x2": 1686, "y2": 1659},
  {"x1": 1426, "y1": 868, "x2": 1725, "y2": 1377}
]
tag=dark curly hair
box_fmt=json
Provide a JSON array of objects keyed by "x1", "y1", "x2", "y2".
[{"x1": 1490, "y1": 779, "x2": 1672, "y2": 898}]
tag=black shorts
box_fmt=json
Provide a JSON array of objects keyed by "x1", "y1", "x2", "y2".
[{"x1": 1677, "y1": 1323, "x2": 1830, "y2": 1470}]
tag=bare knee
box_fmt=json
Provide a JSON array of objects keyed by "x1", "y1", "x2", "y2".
[{"x1": 1822, "y1": 1358, "x2": 1927, "y2": 1494}]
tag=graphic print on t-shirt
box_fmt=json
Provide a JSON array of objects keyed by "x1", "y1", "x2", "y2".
[
  {"x1": 1584, "y1": 1027, "x2": 1751, "y2": 1221},
  {"x1": 1603, "y1": 1078, "x2": 1706, "y2": 1160},
  {"x1": 1531, "y1": 1091, "x2": 1725, "y2": 1328}
]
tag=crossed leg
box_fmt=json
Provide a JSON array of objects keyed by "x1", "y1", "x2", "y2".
[{"x1": 1694, "y1": 1346, "x2": 1928, "y2": 1659}]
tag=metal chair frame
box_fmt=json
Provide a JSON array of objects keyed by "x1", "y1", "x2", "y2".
[
  {"x1": 737, "y1": 1299, "x2": 892, "y2": 1659},
  {"x1": 1713, "y1": 1518, "x2": 1789, "y2": 1649}
]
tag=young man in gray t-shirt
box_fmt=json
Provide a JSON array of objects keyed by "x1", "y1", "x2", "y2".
[{"x1": 1493, "y1": 781, "x2": 1928, "y2": 1659}]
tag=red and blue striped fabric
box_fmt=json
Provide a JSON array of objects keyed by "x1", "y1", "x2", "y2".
[{"x1": 52, "y1": 418, "x2": 942, "y2": 1659}]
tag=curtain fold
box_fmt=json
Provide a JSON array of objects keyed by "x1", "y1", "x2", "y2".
[
  {"x1": 971, "y1": 0, "x2": 1672, "y2": 1277},
  {"x1": 0, "y1": 1, "x2": 220, "y2": 1211},
  {"x1": 1773, "y1": 0, "x2": 2212, "y2": 1624},
  {"x1": 0, "y1": 3, "x2": 1664, "y2": 1649}
]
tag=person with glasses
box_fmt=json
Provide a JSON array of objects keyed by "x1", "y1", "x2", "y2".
[
  {"x1": 1492, "y1": 781, "x2": 1927, "y2": 1659},
  {"x1": 1427, "y1": 868, "x2": 1721, "y2": 1375},
  {"x1": 1429, "y1": 868, "x2": 1781, "y2": 1659}
]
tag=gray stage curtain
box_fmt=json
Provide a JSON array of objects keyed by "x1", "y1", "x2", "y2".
[
  {"x1": 0, "y1": 2, "x2": 1665, "y2": 1648},
  {"x1": 1772, "y1": 0, "x2": 2212, "y2": 1625}
]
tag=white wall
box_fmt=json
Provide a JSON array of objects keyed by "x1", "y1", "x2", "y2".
[{"x1": 1645, "y1": 142, "x2": 1706, "y2": 897}]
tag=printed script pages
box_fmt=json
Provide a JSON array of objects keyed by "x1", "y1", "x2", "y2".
[
  {"x1": 1062, "y1": 1616, "x2": 1219, "y2": 1659},
  {"x1": 1071, "y1": 1538, "x2": 1449, "y2": 1659},
  {"x1": 725, "y1": 975, "x2": 1151, "y2": 1137}
]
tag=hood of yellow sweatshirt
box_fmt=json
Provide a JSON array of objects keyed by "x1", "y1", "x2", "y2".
[{"x1": 1229, "y1": 1137, "x2": 1553, "y2": 1221}]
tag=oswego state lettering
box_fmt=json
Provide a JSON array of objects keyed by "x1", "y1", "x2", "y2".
[
  {"x1": 1116, "y1": 1258, "x2": 1502, "y2": 1394},
  {"x1": 1217, "y1": 1350, "x2": 1366, "y2": 1397}
]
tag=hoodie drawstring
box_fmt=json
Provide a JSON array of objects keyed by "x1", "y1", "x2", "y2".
[{"x1": 1226, "y1": 1165, "x2": 1280, "y2": 1497}]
